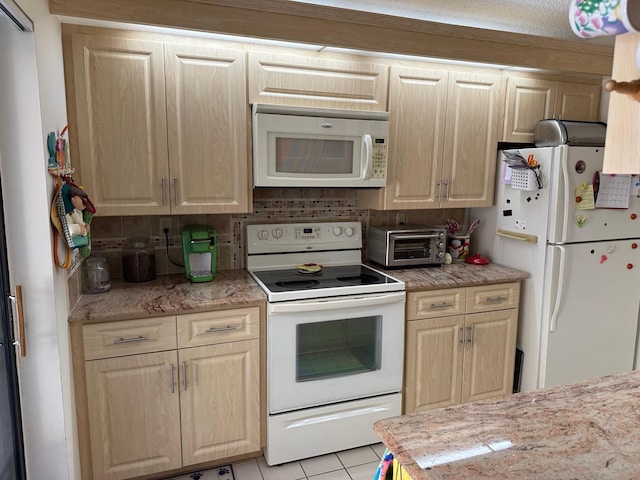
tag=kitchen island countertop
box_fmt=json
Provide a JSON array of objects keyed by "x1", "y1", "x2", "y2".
[
  {"x1": 373, "y1": 262, "x2": 529, "y2": 291},
  {"x1": 68, "y1": 269, "x2": 266, "y2": 323},
  {"x1": 374, "y1": 370, "x2": 640, "y2": 480}
]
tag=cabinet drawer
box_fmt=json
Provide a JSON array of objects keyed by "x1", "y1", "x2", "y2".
[
  {"x1": 177, "y1": 307, "x2": 260, "y2": 348},
  {"x1": 83, "y1": 316, "x2": 177, "y2": 360},
  {"x1": 466, "y1": 282, "x2": 520, "y2": 313},
  {"x1": 407, "y1": 288, "x2": 466, "y2": 320}
]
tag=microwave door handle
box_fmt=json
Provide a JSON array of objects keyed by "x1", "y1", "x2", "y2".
[{"x1": 362, "y1": 134, "x2": 373, "y2": 180}]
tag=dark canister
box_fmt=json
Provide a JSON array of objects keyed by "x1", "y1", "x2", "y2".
[{"x1": 122, "y1": 236, "x2": 156, "y2": 282}]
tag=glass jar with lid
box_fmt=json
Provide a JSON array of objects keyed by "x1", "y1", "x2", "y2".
[
  {"x1": 122, "y1": 236, "x2": 156, "y2": 283},
  {"x1": 83, "y1": 256, "x2": 111, "y2": 293}
]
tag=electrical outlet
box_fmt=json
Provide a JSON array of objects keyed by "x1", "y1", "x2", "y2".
[
  {"x1": 159, "y1": 217, "x2": 172, "y2": 236},
  {"x1": 396, "y1": 212, "x2": 407, "y2": 225}
]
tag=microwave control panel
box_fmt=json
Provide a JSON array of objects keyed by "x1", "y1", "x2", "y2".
[{"x1": 371, "y1": 137, "x2": 388, "y2": 180}]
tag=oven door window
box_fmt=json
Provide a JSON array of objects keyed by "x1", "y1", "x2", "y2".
[
  {"x1": 296, "y1": 315, "x2": 381, "y2": 382},
  {"x1": 275, "y1": 137, "x2": 355, "y2": 175},
  {"x1": 392, "y1": 238, "x2": 433, "y2": 261}
]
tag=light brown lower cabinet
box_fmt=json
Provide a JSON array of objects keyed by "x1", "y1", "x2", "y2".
[
  {"x1": 404, "y1": 283, "x2": 519, "y2": 414},
  {"x1": 77, "y1": 307, "x2": 261, "y2": 480}
]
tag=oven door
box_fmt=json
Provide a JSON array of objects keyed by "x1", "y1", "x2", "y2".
[
  {"x1": 267, "y1": 291, "x2": 405, "y2": 414},
  {"x1": 388, "y1": 232, "x2": 444, "y2": 267}
]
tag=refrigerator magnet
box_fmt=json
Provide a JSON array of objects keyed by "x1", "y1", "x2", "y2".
[{"x1": 576, "y1": 215, "x2": 586, "y2": 227}]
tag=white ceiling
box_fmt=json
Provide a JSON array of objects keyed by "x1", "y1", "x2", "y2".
[{"x1": 292, "y1": 0, "x2": 612, "y2": 44}]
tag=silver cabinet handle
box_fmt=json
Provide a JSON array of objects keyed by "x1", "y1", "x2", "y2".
[
  {"x1": 182, "y1": 361, "x2": 187, "y2": 391},
  {"x1": 170, "y1": 363, "x2": 175, "y2": 393},
  {"x1": 436, "y1": 179, "x2": 442, "y2": 201},
  {"x1": 459, "y1": 326, "x2": 466, "y2": 345},
  {"x1": 444, "y1": 179, "x2": 450, "y2": 200},
  {"x1": 205, "y1": 325, "x2": 238, "y2": 333},
  {"x1": 486, "y1": 296, "x2": 507, "y2": 303},
  {"x1": 112, "y1": 336, "x2": 149, "y2": 344},
  {"x1": 467, "y1": 325, "x2": 475, "y2": 347},
  {"x1": 173, "y1": 177, "x2": 178, "y2": 207},
  {"x1": 161, "y1": 177, "x2": 166, "y2": 206},
  {"x1": 429, "y1": 302, "x2": 453, "y2": 309}
]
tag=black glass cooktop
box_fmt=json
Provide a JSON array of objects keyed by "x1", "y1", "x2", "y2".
[{"x1": 252, "y1": 264, "x2": 399, "y2": 293}]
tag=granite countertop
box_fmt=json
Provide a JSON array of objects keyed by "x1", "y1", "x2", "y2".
[
  {"x1": 69, "y1": 269, "x2": 266, "y2": 323},
  {"x1": 373, "y1": 262, "x2": 529, "y2": 291},
  {"x1": 69, "y1": 263, "x2": 528, "y2": 323},
  {"x1": 374, "y1": 370, "x2": 640, "y2": 480}
]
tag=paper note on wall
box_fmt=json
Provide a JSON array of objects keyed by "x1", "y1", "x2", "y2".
[
  {"x1": 595, "y1": 173, "x2": 631, "y2": 208},
  {"x1": 631, "y1": 175, "x2": 640, "y2": 196}
]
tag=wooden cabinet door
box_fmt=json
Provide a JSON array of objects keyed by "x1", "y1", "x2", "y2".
[
  {"x1": 441, "y1": 71, "x2": 503, "y2": 208},
  {"x1": 404, "y1": 316, "x2": 465, "y2": 414},
  {"x1": 248, "y1": 51, "x2": 388, "y2": 111},
  {"x1": 503, "y1": 76, "x2": 555, "y2": 143},
  {"x1": 554, "y1": 82, "x2": 601, "y2": 121},
  {"x1": 85, "y1": 351, "x2": 181, "y2": 480},
  {"x1": 383, "y1": 65, "x2": 448, "y2": 210},
  {"x1": 69, "y1": 34, "x2": 170, "y2": 215},
  {"x1": 165, "y1": 44, "x2": 250, "y2": 214},
  {"x1": 179, "y1": 339, "x2": 260, "y2": 466},
  {"x1": 461, "y1": 309, "x2": 517, "y2": 404}
]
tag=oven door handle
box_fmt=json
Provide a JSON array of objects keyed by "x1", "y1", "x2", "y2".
[
  {"x1": 389, "y1": 233, "x2": 439, "y2": 241},
  {"x1": 268, "y1": 291, "x2": 405, "y2": 313}
]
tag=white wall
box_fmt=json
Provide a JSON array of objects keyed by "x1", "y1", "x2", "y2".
[{"x1": 0, "y1": 0, "x2": 77, "y2": 478}]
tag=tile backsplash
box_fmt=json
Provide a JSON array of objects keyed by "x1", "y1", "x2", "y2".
[{"x1": 69, "y1": 188, "x2": 465, "y2": 305}]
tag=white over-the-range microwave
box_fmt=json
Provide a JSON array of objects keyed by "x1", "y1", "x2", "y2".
[{"x1": 252, "y1": 103, "x2": 389, "y2": 188}]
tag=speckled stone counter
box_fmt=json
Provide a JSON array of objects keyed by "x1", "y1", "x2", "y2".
[
  {"x1": 371, "y1": 262, "x2": 529, "y2": 291},
  {"x1": 374, "y1": 370, "x2": 640, "y2": 480},
  {"x1": 69, "y1": 269, "x2": 266, "y2": 323}
]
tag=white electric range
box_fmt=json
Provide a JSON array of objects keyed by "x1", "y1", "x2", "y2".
[{"x1": 246, "y1": 221, "x2": 406, "y2": 465}]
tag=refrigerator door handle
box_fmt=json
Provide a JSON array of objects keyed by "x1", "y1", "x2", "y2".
[
  {"x1": 550, "y1": 245, "x2": 566, "y2": 333},
  {"x1": 560, "y1": 153, "x2": 570, "y2": 244}
]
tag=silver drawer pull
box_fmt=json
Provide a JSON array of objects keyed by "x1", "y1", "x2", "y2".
[
  {"x1": 429, "y1": 302, "x2": 453, "y2": 309},
  {"x1": 170, "y1": 364, "x2": 175, "y2": 394},
  {"x1": 486, "y1": 296, "x2": 507, "y2": 303},
  {"x1": 205, "y1": 325, "x2": 237, "y2": 333},
  {"x1": 112, "y1": 335, "x2": 149, "y2": 344}
]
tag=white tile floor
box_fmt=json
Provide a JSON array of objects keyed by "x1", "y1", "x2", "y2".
[{"x1": 168, "y1": 443, "x2": 386, "y2": 480}]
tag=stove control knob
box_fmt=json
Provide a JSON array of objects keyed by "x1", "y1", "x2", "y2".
[
  {"x1": 272, "y1": 228, "x2": 283, "y2": 239},
  {"x1": 437, "y1": 241, "x2": 445, "y2": 248},
  {"x1": 437, "y1": 251, "x2": 445, "y2": 257},
  {"x1": 345, "y1": 227, "x2": 355, "y2": 237},
  {"x1": 258, "y1": 229, "x2": 269, "y2": 240},
  {"x1": 333, "y1": 226, "x2": 343, "y2": 236}
]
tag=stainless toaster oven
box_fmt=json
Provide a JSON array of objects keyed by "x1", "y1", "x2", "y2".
[{"x1": 367, "y1": 225, "x2": 447, "y2": 267}]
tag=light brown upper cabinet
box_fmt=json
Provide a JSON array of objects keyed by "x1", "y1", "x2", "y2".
[
  {"x1": 248, "y1": 51, "x2": 388, "y2": 111},
  {"x1": 360, "y1": 65, "x2": 503, "y2": 210},
  {"x1": 502, "y1": 74, "x2": 601, "y2": 143},
  {"x1": 165, "y1": 44, "x2": 250, "y2": 214},
  {"x1": 64, "y1": 29, "x2": 251, "y2": 215}
]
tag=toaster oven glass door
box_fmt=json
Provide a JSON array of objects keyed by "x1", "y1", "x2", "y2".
[{"x1": 390, "y1": 234, "x2": 438, "y2": 263}]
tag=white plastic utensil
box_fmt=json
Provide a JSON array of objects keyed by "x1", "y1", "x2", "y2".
[{"x1": 467, "y1": 219, "x2": 480, "y2": 236}]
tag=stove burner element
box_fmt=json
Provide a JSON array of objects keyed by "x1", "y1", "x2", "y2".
[
  {"x1": 275, "y1": 279, "x2": 321, "y2": 290},
  {"x1": 337, "y1": 274, "x2": 381, "y2": 285}
]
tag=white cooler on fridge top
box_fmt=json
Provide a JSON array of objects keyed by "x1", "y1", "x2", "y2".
[{"x1": 473, "y1": 140, "x2": 640, "y2": 392}]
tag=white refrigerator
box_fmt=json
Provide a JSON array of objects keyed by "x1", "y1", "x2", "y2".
[{"x1": 473, "y1": 145, "x2": 640, "y2": 391}]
